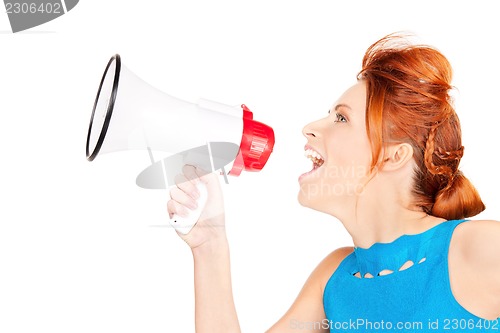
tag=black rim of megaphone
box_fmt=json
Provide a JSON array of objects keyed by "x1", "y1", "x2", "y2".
[{"x1": 86, "y1": 54, "x2": 121, "y2": 161}]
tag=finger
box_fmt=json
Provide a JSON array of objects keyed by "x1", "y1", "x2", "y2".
[
  {"x1": 182, "y1": 164, "x2": 202, "y2": 182},
  {"x1": 194, "y1": 166, "x2": 218, "y2": 186},
  {"x1": 166, "y1": 198, "x2": 190, "y2": 218},
  {"x1": 174, "y1": 173, "x2": 200, "y2": 200},
  {"x1": 193, "y1": 165, "x2": 212, "y2": 178},
  {"x1": 169, "y1": 186, "x2": 199, "y2": 211}
]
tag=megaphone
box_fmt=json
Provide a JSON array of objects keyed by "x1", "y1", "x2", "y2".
[{"x1": 86, "y1": 54, "x2": 275, "y2": 233}]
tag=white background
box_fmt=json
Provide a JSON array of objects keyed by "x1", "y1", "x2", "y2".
[{"x1": 1, "y1": 1, "x2": 499, "y2": 332}]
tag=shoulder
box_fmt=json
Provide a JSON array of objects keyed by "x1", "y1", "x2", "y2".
[
  {"x1": 450, "y1": 219, "x2": 500, "y2": 263},
  {"x1": 311, "y1": 247, "x2": 354, "y2": 291},
  {"x1": 448, "y1": 219, "x2": 500, "y2": 319},
  {"x1": 264, "y1": 247, "x2": 354, "y2": 332}
]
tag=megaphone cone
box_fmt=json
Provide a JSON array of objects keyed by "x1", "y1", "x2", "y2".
[
  {"x1": 86, "y1": 54, "x2": 275, "y2": 234},
  {"x1": 86, "y1": 54, "x2": 274, "y2": 176}
]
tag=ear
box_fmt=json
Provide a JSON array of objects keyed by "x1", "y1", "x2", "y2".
[{"x1": 380, "y1": 143, "x2": 414, "y2": 172}]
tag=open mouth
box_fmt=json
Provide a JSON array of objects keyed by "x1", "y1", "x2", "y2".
[
  {"x1": 302, "y1": 147, "x2": 325, "y2": 177},
  {"x1": 299, "y1": 147, "x2": 325, "y2": 182}
]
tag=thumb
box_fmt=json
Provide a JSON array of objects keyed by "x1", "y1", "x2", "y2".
[{"x1": 195, "y1": 167, "x2": 222, "y2": 196}]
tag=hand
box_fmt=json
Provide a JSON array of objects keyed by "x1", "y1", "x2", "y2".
[{"x1": 167, "y1": 165, "x2": 227, "y2": 249}]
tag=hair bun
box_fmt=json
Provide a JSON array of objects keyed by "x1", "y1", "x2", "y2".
[{"x1": 431, "y1": 172, "x2": 485, "y2": 220}]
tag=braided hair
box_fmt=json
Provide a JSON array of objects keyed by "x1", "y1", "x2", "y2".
[{"x1": 358, "y1": 33, "x2": 485, "y2": 220}]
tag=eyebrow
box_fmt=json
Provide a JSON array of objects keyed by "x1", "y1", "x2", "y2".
[
  {"x1": 329, "y1": 103, "x2": 352, "y2": 114},
  {"x1": 334, "y1": 103, "x2": 352, "y2": 111}
]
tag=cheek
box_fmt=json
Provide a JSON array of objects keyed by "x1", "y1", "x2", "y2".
[{"x1": 326, "y1": 142, "x2": 372, "y2": 180}]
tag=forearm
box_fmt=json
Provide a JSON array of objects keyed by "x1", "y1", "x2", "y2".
[{"x1": 192, "y1": 238, "x2": 241, "y2": 333}]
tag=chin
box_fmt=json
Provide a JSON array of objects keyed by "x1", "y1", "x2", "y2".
[
  {"x1": 298, "y1": 190, "x2": 324, "y2": 211},
  {"x1": 297, "y1": 191, "x2": 308, "y2": 207},
  {"x1": 297, "y1": 188, "x2": 346, "y2": 218}
]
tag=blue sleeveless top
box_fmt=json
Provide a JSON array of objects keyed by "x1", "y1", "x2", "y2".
[{"x1": 323, "y1": 219, "x2": 500, "y2": 332}]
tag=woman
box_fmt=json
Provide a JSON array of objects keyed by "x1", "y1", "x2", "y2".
[{"x1": 167, "y1": 34, "x2": 500, "y2": 332}]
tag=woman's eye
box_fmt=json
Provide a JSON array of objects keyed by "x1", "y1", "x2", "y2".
[{"x1": 334, "y1": 112, "x2": 347, "y2": 123}]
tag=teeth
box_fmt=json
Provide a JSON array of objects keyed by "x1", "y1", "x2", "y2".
[
  {"x1": 304, "y1": 148, "x2": 324, "y2": 167},
  {"x1": 304, "y1": 149, "x2": 323, "y2": 160}
]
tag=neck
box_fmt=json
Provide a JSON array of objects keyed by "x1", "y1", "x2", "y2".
[{"x1": 338, "y1": 187, "x2": 445, "y2": 249}]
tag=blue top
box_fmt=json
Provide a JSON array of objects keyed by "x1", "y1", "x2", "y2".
[{"x1": 323, "y1": 219, "x2": 500, "y2": 332}]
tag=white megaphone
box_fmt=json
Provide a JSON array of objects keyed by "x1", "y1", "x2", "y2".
[{"x1": 86, "y1": 54, "x2": 275, "y2": 233}]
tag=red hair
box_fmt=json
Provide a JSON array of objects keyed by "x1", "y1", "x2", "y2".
[{"x1": 358, "y1": 34, "x2": 485, "y2": 220}]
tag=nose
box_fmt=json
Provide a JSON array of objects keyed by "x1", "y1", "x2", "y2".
[{"x1": 302, "y1": 119, "x2": 321, "y2": 139}]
